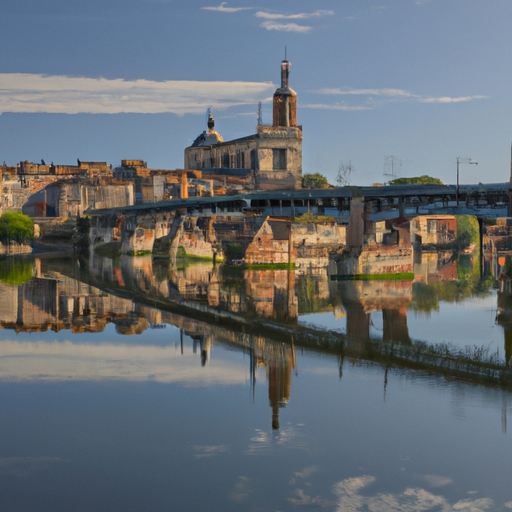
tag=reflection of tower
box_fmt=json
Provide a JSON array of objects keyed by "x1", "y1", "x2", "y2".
[
  {"x1": 192, "y1": 334, "x2": 212, "y2": 366},
  {"x1": 267, "y1": 344, "x2": 294, "y2": 430},
  {"x1": 345, "y1": 302, "x2": 370, "y2": 349},
  {"x1": 497, "y1": 280, "x2": 512, "y2": 365},
  {"x1": 382, "y1": 307, "x2": 411, "y2": 344}
]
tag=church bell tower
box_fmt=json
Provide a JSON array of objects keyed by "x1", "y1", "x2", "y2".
[{"x1": 272, "y1": 57, "x2": 297, "y2": 128}]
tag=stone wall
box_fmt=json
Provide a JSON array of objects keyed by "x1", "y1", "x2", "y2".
[
  {"x1": 0, "y1": 241, "x2": 32, "y2": 255},
  {"x1": 333, "y1": 246, "x2": 413, "y2": 276}
]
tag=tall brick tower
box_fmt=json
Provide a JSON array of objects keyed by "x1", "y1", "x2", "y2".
[{"x1": 272, "y1": 58, "x2": 297, "y2": 128}]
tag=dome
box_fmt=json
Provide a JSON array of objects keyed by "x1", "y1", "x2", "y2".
[{"x1": 191, "y1": 112, "x2": 224, "y2": 147}]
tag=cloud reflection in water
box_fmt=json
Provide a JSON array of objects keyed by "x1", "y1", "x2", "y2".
[
  {"x1": 0, "y1": 339, "x2": 246, "y2": 384},
  {"x1": 331, "y1": 475, "x2": 495, "y2": 512}
]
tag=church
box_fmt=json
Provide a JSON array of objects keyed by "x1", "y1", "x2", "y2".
[{"x1": 184, "y1": 59, "x2": 303, "y2": 190}]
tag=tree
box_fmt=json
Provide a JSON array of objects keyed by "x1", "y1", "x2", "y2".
[
  {"x1": 388, "y1": 175, "x2": 443, "y2": 185},
  {"x1": 302, "y1": 173, "x2": 330, "y2": 189},
  {"x1": 0, "y1": 212, "x2": 34, "y2": 243},
  {"x1": 336, "y1": 160, "x2": 354, "y2": 186}
]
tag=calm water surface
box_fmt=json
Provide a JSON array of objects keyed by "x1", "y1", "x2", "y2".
[{"x1": 0, "y1": 255, "x2": 511, "y2": 511}]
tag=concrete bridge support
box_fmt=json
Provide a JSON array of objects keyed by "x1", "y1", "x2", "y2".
[{"x1": 120, "y1": 215, "x2": 156, "y2": 254}]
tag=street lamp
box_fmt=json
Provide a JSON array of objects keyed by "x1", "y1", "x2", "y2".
[{"x1": 456, "y1": 157, "x2": 478, "y2": 206}]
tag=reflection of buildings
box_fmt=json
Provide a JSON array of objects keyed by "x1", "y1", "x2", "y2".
[
  {"x1": 0, "y1": 270, "x2": 147, "y2": 334},
  {"x1": 337, "y1": 280, "x2": 413, "y2": 349},
  {"x1": 6, "y1": 253, "x2": 509, "y2": 432},
  {"x1": 413, "y1": 251, "x2": 457, "y2": 284},
  {"x1": 0, "y1": 258, "x2": 298, "y2": 431},
  {"x1": 497, "y1": 278, "x2": 512, "y2": 365},
  {"x1": 410, "y1": 216, "x2": 456, "y2": 247}
]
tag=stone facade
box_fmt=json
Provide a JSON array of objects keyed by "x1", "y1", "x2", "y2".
[
  {"x1": 410, "y1": 215, "x2": 457, "y2": 247},
  {"x1": 244, "y1": 217, "x2": 346, "y2": 267},
  {"x1": 333, "y1": 246, "x2": 413, "y2": 277},
  {"x1": 23, "y1": 179, "x2": 134, "y2": 217}
]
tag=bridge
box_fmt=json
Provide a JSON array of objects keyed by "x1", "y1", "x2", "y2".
[
  {"x1": 90, "y1": 181, "x2": 511, "y2": 220},
  {"x1": 86, "y1": 181, "x2": 511, "y2": 256}
]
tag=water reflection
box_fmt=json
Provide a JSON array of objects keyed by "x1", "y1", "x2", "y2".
[
  {"x1": 0, "y1": 251, "x2": 508, "y2": 411},
  {"x1": 1, "y1": 253, "x2": 512, "y2": 510},
  {"x1": 0, "y1": 250, "x2": 505, "y2": 363}
]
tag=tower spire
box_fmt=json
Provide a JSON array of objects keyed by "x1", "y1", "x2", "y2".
[
  {"x1": 273, "y1": 56, "x2": 297, "y2": 128},
  {"x1": 280, "y1": 53, "x2": 291, "y2": 89}
]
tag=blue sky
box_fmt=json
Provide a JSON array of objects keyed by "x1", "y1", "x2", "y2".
[{"x1": 1, "y1": 0, "x2": 511, "y2": 186}]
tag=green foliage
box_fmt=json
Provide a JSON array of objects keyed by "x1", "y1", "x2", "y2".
[
  {"x1": 409, "y1": 254, "x2": 494, "y2": 315},
  {"x1": 246, "y1": 263, "x2": 295, "y2": 270},
  {"x1": 0, "y1": 212, "x2": 34, "y2": 243},
  {"x1": 295, "y1": 212, "x2": 335, "y2": 223},
  {"x1": 0, "y1": 258, "x2": 34, "y2": 285},
  {"x1": 388, "y1": 175, "x2": 443, "y2": 185},
  {"x1": 225, "y1": 242, "x2": 242, "y2": 260},
  {"x1": 302, "y1": 173, "x2": 330, "y2": 189},
  {"x1": 455, "y1": 215, "x2": 479, "y2": 251}
]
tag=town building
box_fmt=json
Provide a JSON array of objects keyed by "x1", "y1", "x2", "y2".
[
  {"x1": 184, "y1": 59, "x2": 303, "y2": 191},
  {"x1": 22, "y1": 179, "x2": 134, "y2": 217}
]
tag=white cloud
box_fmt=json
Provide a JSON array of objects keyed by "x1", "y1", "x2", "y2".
[
  {"x1": 260, "y1": 20, "x2": 312, "y2": 33},
  {"x1": 420, "y1": 95, "x2": 488, "y2": 104},
  {"x1": 302, "y1": 103, "x2": 372, "y2": 111},
  {"x1": 256, "y1": 9, "x2": 333, "y2": 32},
  {"x1": 316, "y1": 87, "x2": 416, "y2": 97},
  {"x1": 421, "y1": 474, "x2": 453, "y2": 488},
  {"x1": 313, "y1": 87, "x2": 488, "y2": 105},
  {"x1": 255, "y1": 10, "x2": 333, "y2": 20},
  {"x1": 332, "y1": 475, "x2": 496, "y2": 512},
  {"x1": 0, "y1": 74, "x2": 275, "y2": 115},
  {"x1": 201, "y1": 2, "x2": 252, "y2": 13}
]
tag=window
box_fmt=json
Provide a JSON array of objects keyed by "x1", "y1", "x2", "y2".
[
  {"x1": 236, "y1": 151, "x2": 245, "y2": 169},
  {"x1": 273, "y1": 149, "x2": 286, "y2": 170}
]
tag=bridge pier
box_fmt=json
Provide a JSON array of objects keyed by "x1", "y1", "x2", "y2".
[{"x1": 120, "y1": 215, "x2": 156, "y2": 255}]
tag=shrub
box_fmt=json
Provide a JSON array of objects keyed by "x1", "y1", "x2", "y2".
[
  {"x1": 0, "y1": 212, "x2": 34, "y2": 243},
  {"x1": 302, "y1": 173, "x2": 330, "y2": 189}
]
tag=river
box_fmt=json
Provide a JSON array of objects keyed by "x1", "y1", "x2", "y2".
[{"x1": 0, "y1": 252, "x2": 510, "y2": 511}]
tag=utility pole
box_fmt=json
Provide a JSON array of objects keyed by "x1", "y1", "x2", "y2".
[
  {"x1": 456, "y1": 157, "x2": 478, "y2": 207},
  {"x1": 383, "y1": 155, "x2": 402, "y2": 182}
]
